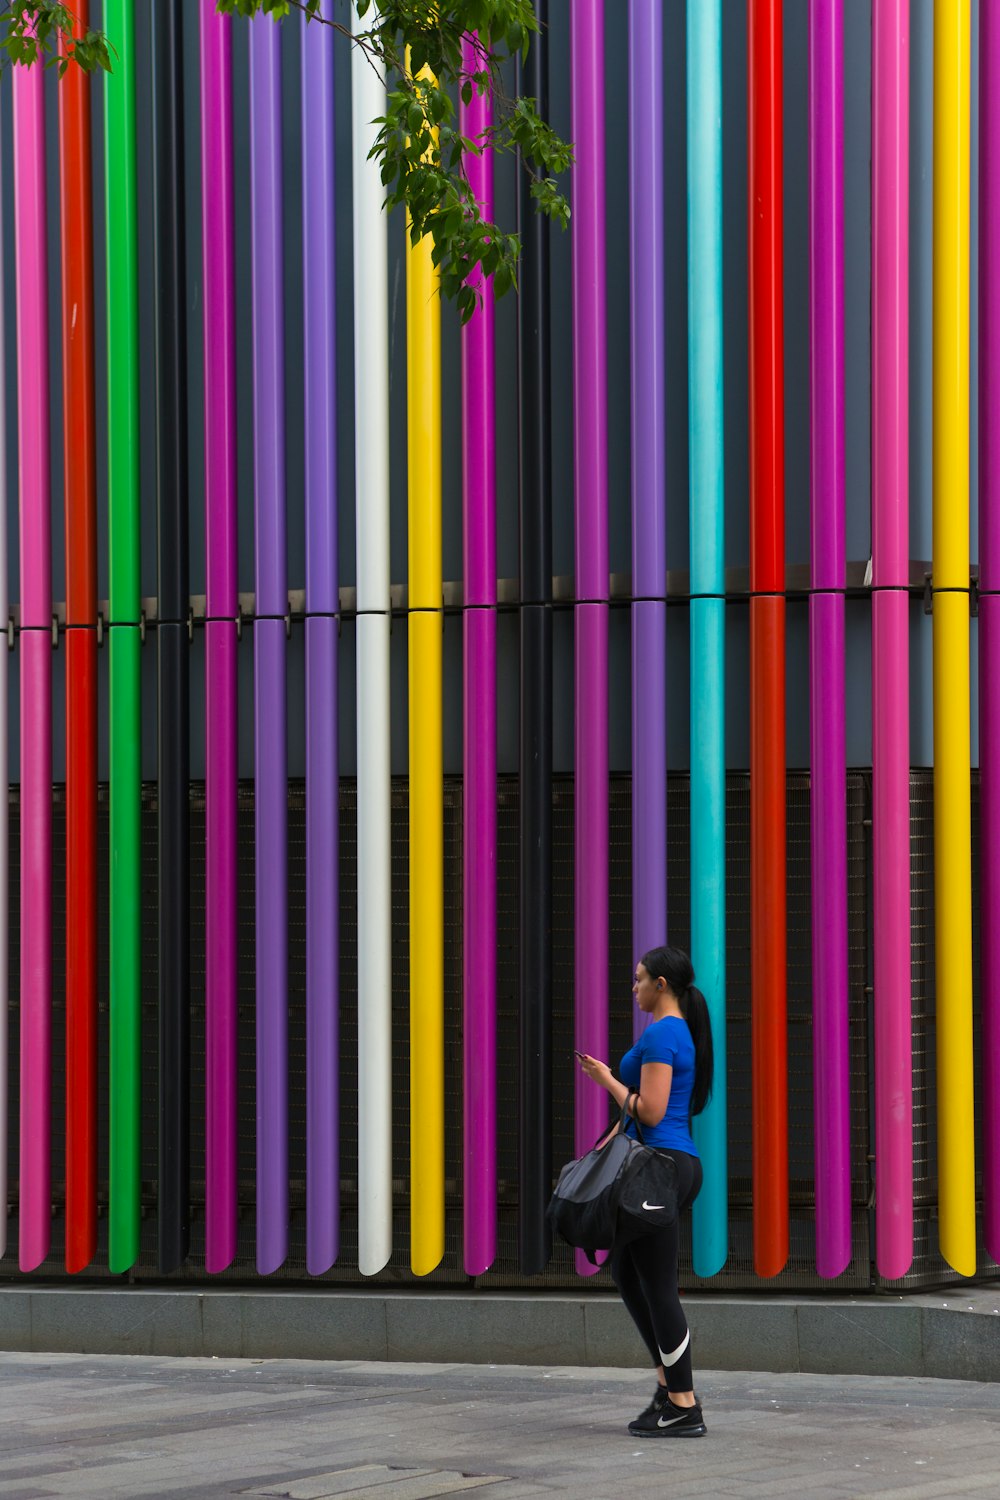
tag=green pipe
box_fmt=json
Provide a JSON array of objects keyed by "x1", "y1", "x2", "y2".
[{"x1": 104, "y1": 0, "x2": 142, "y2": 1272}]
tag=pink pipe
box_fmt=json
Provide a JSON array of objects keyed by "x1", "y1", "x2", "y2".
[
  {"x1": 13, "y1": 58, "x2": 52, "y2": 1273},
  {"x1": 871, "y1": 0, "x2": 912, "y2": 1280},
  {"x1": 460, "y1": 35, "x2": 497, "y2": 1277},
  {"x1": 201, "y1": 1, "x2": 238, "y2": 1272}
]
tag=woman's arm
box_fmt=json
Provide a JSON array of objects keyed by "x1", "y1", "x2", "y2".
[{"x1": 578, "y1": 1056, "x2": 673, "y2": 1128}]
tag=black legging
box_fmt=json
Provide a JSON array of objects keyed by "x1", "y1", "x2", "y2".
[{"x1": 610, "y1": 1149, "x2": 703, "y2": 1394}]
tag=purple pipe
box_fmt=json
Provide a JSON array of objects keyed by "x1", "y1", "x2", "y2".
[
  {"x1": 871, "y1": 0, "x2": 911, "y2": 1279},
  {"x1": 201, "y1": 2, "x2": 238, "y2": 1273},
  {"x1": 808, "y1": 0, "x2": 851, "y2": 1279},
  {"x1": 629, "y1": 0, "x2": 666, "y2": 1039},
  {"x1": 303, "y1": 1, "x2": 339, "y2": 1274},
  {"x1": 572, "y1": 0, "x2": 609, "y2": 1280},
  {"x1": 980, "y1": 0, "x2": 1000, "y2": 1264},
  {"x1": 250, "y1": 16, "x2": 288, "y2": 1275},
  {"x1": 460, "y1": 35, "x2": 497, "y2": 1277},
  {"x1": 306, "y1": 617, "x2": 338, "y2": 1272}
]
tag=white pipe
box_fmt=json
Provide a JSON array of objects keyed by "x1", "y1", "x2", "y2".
[{"x1": 352, "y1": 7, "x2": 392, "y2": 1275}]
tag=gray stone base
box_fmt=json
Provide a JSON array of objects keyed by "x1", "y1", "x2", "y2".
[{"x1": 1, "y1": 1283, "x2": 998, "y2": 1381}]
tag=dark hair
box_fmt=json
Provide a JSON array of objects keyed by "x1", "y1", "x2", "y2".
[{"x1": 639, "y1": 946, "x2": 714, "y2": 1118}]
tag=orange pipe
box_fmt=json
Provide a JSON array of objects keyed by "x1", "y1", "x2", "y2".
[{"x1": 748, "y1": 0, "x2": 788, "y2": 1276}]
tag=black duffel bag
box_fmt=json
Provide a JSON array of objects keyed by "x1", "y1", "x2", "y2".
[{"x1": 547, "y1": 1093, "x2": 679, "y2": 1263}]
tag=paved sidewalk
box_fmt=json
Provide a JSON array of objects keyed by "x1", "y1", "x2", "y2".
[{"x1": 0, "y1": 1353, "x2": 997, "y2": 1499}]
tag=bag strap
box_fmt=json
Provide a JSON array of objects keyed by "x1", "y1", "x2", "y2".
[{"x1": 621, "y1": 1091, "x2": 646, "y2": 1145}]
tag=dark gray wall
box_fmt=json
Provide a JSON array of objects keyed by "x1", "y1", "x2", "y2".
[{"x1": 1, "y1": 0, "x2": 979, "y2": 780}]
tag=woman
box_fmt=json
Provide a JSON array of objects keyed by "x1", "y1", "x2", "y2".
[{"x1": 578, "y1": 945, "x2": 713, "y2": 1438}]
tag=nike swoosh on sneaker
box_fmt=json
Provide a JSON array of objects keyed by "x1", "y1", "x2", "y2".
[
  {"x1": 642, "y1": 1201, "x2": 665, "y2": 1211},
  {"x1": 657, "y1": 1413, "x2": 691, "y2": 1427}
]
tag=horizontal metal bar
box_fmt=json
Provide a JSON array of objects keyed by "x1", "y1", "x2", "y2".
[{"x1": 5, "y1": 561, "x2": 962, "y2": 638}]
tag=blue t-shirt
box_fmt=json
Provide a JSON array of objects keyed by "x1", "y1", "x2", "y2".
[{"x1": 619, "y1": 1015, "x2": 698, "y2": 1155}]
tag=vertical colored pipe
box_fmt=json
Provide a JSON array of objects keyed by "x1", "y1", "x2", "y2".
[
  {"x1": 0, "y1": 118, "x2": 8, "y2": 1267},
  {"x1": 939, "y1": 0, "x2": 981, "y2": 1251},
  {"x1": 871, "y1": 0, "x2": 912, "y2": 1280},
  {"x1": 516, "y1": 1, "x2": 553, "y2": 1277},
  {"x1": 687, "y1": 0, "x2": 728, "y2": 1279},
  {"x1": 932, "y1": 0, "x2": 976, "y2": 1278},
  {"x1": 808, "y1": 0, "x2": 850, "y2": 1279},
  {"x1": 460, "y1": 35, "x2": 497, "y2": 1277},
  {"x1": 406, "y1": 65, "x2": 444, "y2": 1277},
  {"x1": 302, "y1": 1, "x2": 339, "y2": 1276},
  {"x1": 13, "y1": 55, "x2": 51, "y2": 1274},
  {"x1": 352, "y1": 4, "x2": 393, "y2": 1276},
  {"x1": 747, "y1": 0, "x2": 788, "y2": 1278},
  {"x1": 250, "y1": 13, "x2": 288, "y2": 1276},
  {"x1": 201, "y1": 0, "x2": 238, "y2": 1274},
  {"x1": 982, "y1": 0, "x2": 1000, "y2": 1267},
  {"x1": 628, "y1": 1, "x2": 666, "y2": 1041},
  {"x1": 571, "y1": 0, "x2": 609, "y2": 1278},
  {"x1": 59, "y1": 3, "x2": 98, "y2": 1275},
  {"x1": 152, "y1": 0, "x2": 190, "y2": 1275},
  {"x1": 105, "y1": 0, "x2": 142, "y2": 1278}
]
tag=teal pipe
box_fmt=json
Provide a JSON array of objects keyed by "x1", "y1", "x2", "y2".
[{"x1": 687, "y1": 0, "x2": 727, "y2": 1277}]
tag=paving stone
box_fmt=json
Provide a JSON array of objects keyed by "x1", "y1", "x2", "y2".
[{"x1": 2, "y1": 1354, "x2": 1000, "y2": 1497}]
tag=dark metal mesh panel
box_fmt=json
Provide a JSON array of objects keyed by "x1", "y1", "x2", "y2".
[{"x1": 2, "y1": 770, "x2": 995, "y2": 1290}]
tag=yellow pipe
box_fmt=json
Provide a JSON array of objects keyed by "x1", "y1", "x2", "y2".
[
  {"x1": 406, "y1": 64, "x2": 444, "y2": 1276},
  {"x1": 932, "y1": 0, "x2": 976, "y2": 1276}
]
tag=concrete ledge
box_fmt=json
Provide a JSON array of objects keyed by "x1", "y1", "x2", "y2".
[{"x1": 1, "y1": 1284, "x2": 998, "y2": 1380}]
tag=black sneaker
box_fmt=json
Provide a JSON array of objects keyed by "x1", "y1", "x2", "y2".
[{"x1": 628, "y1": 1389, "x2": 706, "y2": 1438}]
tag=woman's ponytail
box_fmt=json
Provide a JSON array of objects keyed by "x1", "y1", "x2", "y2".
[
  {"x1": 680, "y1": 984, "x2": 714, "y2": 1117},
  {"x1": 639, "y1": 945, "x2": 715, "y2": 1117}
]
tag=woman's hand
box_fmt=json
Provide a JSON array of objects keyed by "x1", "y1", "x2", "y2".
[{"x1": 577, "y1": 1053, "x2": 614, "y2": 1090}]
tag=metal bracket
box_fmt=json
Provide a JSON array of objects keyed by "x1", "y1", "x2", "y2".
[
  {"x1": 51, "y1": 613, "x2": 59, "y2": 649},
  {"x1": 6, "y1": 615, "x2": 13, "y2": 651},
  {"x1": 922, "y1": 573, "x2": 933, "y2": 615}
]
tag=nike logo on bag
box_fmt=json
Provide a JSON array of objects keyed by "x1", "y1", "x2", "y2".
[
  {"x1": 657, "y1": 1414, "x2": 688, "y2": 1428},
  {"x1": 642, "y1": 1201, "x2": 664, "y2": 1211}
]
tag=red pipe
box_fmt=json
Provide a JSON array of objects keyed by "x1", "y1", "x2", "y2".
[
  {"x1": 58, "y1": 7, "x2": 98, "y2": 1275},
  {"x1": 748, "y1": 0, "x2": 788, "y2": 1277}
]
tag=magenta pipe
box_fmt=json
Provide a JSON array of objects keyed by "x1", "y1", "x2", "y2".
[
  {"x1": 571, "y1": 0, "x2": 609, "y2": 1279},
  {"x1": 629, "y1": 0, "x2": 666, "y2": 1041},
  {"x1": 201, "y1": 2, "x2": 238, "y2": 1273},
  {"x1": 980, "y1": 0, "x2": 1000, "y2": 1263},
  {"x1": 871, "y1": 0, "x2": 912, "y2": 1279},
  {"x1": 808, "y1": 0, "x2": 851, "y2": 1278},
  {"x1": 13, "y1": 57, "x2": 52, "y2": 1273},
  {"x1": 460, "y1": 34, "x2": 497, "y2": 1277}
]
